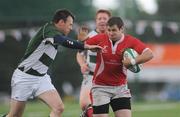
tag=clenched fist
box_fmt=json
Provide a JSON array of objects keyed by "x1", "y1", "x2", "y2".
[{"x1": 77, "y1": 25, "x2": 89, "y2": 41}]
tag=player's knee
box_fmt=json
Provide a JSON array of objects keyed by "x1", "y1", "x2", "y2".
[
  {"x1": 80, "y1": 103, "x2": 85, "y2": 110},
  {"x1": 9, "y1": 113, "x2": 22, "y2": 117},
  {"x1": 80, "y1": 98, "x2": 91, "y2": 110},
  {"x1": 80, "y1": 102, "x2": 89, "y2": 110},
  {"x1": 52, "y1": 103, "x2": 64, "y2": 114}
]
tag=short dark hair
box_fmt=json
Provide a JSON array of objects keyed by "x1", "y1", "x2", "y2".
[
  {"x1": 52, "y1": 9, "x2": 75, "y2": 23},
  {"x1": 107, "y1": 17, "x2": 124, "y2": 29},
  {"x1": 96, "y1": 9, "x2": 112, "y2": 18}
]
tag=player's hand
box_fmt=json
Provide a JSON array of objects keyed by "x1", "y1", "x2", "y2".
[
  {"x1": 80, "y1": 63, "x2": 90, "y2": 74},
  {"x1": 77, "y1": 25, "x2": 89, "y2": 41},
  {"x1": 84, "y1": 44, "x2": 102, "y2": 52},
  {"x1": 122, "y1": 56, "x2": 132, "y2": 68}
]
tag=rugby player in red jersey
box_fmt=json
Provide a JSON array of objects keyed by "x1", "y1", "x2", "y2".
[{"x1": 79, "y1": 17, "x2": 153, "y2": 117}]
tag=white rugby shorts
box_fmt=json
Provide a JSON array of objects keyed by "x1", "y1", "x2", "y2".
[
  {"x1": 91, "y1": 84, "x2": 131, "y2": 106},
  {"x1": 11, "y1": 69, "x2": 56, "y2": 101}
]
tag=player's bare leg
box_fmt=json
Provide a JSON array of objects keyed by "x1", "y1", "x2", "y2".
[
  {"x1": 114, "y1": 109, "x2": 131, "y2": 117},
  {"x1": 79, "y1": 81, "x2": 93, "y2": 117},
  {"x1": 93, "y1": 114, "x2": 109, "y2": 117},
  {"x1": 6, "y1": 99, "x2": 26, "y2": 117},
  {"x1": 79, "y1": 85, "x2": 91, "y2": 110},
  {"x1": 38, "y1": 90, "x2": 64, "y2": 117}
]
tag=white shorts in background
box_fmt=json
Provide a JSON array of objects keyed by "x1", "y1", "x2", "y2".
[
  {"x1": 11, "y1": 69, "x2": 56, "y2": 101},
  {"x1": 81, "y1": 74, "x2": 93, "y2": 89},
  {"x1": 91, "y1": 84, "x2": 131, "y2": 106}
]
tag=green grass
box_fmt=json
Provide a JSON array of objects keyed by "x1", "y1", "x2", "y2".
[{"x1": 0, "y1": 99, "x2": 180, "y2": 117}]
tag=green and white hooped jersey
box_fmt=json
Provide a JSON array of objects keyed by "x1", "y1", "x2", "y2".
[
  {"x1": 18, "y1": 22, "x2": 61, "y2": 76},
  {"x1": 86, "y1": 30, "x2": 98, "y2": 72}
]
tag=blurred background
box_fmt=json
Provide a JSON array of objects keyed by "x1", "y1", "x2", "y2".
[{"x1": 0, "y1": 0, "x2": 180, "y2": 116}]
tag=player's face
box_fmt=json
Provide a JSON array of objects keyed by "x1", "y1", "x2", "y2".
[
  {"x1": 63, "y1": 16, "x2": 73, "y2": 35},
  {"x1": 96, "y1": 13, "x2": 110, "y2": 33},
  {"x1": 57, "y1": 16, "x2": 73, "y2": 35},
  {"x1": 107, "y1": 25, "x2": 123, "y2": 41}
]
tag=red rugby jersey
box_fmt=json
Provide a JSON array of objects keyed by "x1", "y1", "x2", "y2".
[{"x1": 85, "y1": 34, "x2": 147, "y2": 86}]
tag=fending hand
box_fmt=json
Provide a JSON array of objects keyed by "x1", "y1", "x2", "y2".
[
  {"x1": 77, "y1": 25, "x2": 89, "y2": 41},
  {"x1": 84, "y1": 44, "x2": 102, "y2": 52}
]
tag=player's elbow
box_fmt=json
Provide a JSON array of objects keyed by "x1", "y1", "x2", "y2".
[
  {"x1": 149, "y1": 52, "x2": 154, "y2": 60},
  {"x1": 145, "y1": 49, "x2": 154, "y2": 61}
]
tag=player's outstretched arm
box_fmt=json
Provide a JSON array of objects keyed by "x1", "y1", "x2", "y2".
[
  {"x1": 84, "y1": 44, "x2": 102, "y2": 51},
  {"x1": 53, "y1": 35, "x2": 102, "y2": 51},
  {"x1": 54, "y1": 35, "x2": 84, "y2": 49}
]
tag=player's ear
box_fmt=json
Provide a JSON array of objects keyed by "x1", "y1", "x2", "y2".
[{"x1": 120, "y1": 26, "x2": 124, "y2": 32}]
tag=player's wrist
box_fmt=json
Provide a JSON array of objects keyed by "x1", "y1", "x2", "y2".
[
  {"x1": 84, "y1": 44, "x2": 88, "y2": 50},
  {"x1": 130, "y1": 59, "x2": 136, "y2": 65},
  {"x1": 84, "y1": 44, "x2": 92, "y2": 50}
]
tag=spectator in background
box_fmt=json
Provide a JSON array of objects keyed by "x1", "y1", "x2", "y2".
[
  {"x1": 76, "y1": 9, "x2": 111, "y2": 117},
  {"x1": 1, "y1": 9, "x2": 101, "y2": 117},
  {"x1": 78, "y1": 17, "x2": 153, "y2": 117}
]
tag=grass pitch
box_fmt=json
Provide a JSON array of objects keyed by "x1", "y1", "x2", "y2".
[{"x1": 0, "y1": 99, "x2": 180, "y2": 117}]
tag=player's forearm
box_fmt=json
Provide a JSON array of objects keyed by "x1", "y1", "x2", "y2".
[
  {"x1": 135, "y1": 49, "x2": 153, "y2": 64},
  {"x1": 76, "y1": 52, "x2": 86, "y2": 67},
  {"x1": 54, "y1": 35, "x2": 85, "y2": 50}
]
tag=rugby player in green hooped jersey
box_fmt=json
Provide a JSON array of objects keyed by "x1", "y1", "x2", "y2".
[{"x1": 2, "y1": 9, "x2": 102, "y2": 117}]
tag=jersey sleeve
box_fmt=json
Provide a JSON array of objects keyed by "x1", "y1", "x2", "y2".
[
  {"x1": 85, "y1": 34, "x2": 103, "y2": 45},
  {"x1": 42, "y1": 22, "x2": 63, "y2": 45},
  {"x1": 53, "y1": 35, "x2": 85, "y2": 50},
  {"x1": 131, "y1": 37, "x2": 148, "y2": 54},
  {"x1": 41, "y1": 23, "x2": 85, "y2": 50}
]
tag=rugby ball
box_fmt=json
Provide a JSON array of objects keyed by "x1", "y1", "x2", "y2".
[{"x1": 123, "y1": 48, "x2": 142, "y2": 73}]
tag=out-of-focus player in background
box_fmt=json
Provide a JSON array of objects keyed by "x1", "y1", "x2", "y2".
[
  {"x1": 1, "y1": 9, "x2": 101, "y2": 117},
  {"x1": 78, "y1": 16, "x2": 153, "y2": 117},
  {"x1": 76, "y1": 9, "x2": 111, "y2": 117}
]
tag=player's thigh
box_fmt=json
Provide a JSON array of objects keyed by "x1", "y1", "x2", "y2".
[
  {"x1": 79, "y1": 83, "x2": 91, "y2": 102},
  {"x1": 9, "y1": 99, "x2": 26, "y2": 116},
  {"x1": 93, "y1": 103, "x2": 110, "y2": 116},
  {"x1": 110, "y1": 98, "x2": 131, "y2": 117},
  {"x1": 114, "y1": 109, "x2": 131, "y2": 117},
  {"x1": 38, "y1": 90, "x2": 64, "y2": 110},
  {"x1": 79, "y1": 77, "x2": 92, "y2": 106},
  {"x1": 79, "y1": 88, "x2": 91, "y2": 108},
  {"x1": 80, "y1": 80, "x2": 91, "y2": 99},
  {"x1": 91, "y1": 86, "x2": 111, "y2": 114},
  {"x1": 36, "y1": 74, "x2": 64, "y2": 109}
]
